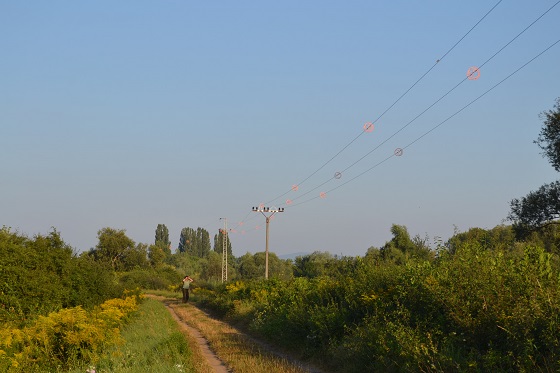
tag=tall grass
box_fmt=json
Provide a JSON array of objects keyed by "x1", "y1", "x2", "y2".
[{"x1": 69, "y1": 298, "x2": 197, "y2": 373}]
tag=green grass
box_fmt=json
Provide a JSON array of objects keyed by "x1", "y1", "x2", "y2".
[
  {"x1": 146, "y1": 289, "x2": 182, "y2": 299},
  {"x1": 69, "y1": 298, "x2": 196, "y2": 373}
]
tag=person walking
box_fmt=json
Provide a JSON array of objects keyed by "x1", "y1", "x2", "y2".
[{"x1": 182, "y1": 275, "x2": 194, "y2": 303}]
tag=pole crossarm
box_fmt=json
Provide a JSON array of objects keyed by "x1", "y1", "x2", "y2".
[
  {"x1": 251, "y1": 207, "x2": 285, "y2": 213},
  {"x1": 251, "y1": 206, "x2": 284, "y2": 279}
]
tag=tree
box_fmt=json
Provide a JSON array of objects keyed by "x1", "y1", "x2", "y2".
[
  {"x1": 89, "y1": 227, "x2": 135, "y2": 270},
  {"x1": 237, "y1": 252, "x2": 292, "y2": 280},
  {"x1": 535, "y1": 98, "x2": 560, "y2": 171},
  {"x1": 509, "y1": 181, "x2": 560, "y2": 234},
  {"x1": 178, "y1": 227, "x2": 211, "y2": 257},
  {"x1": 237, "y1": 252, "x2": 261, "y2": 279},
  {"x1": 178, "y1": 227, "x2": 190, "y2": 253},
  {"x1": 201, "y1": 251, "x2": 222, "y2": 281},
  {"x1": 155, "y1": 223, "x2": 171, "y2": 257},
  {"x1": 148, "y1": 244, "x2": 166, "y2": 267},
  {"x1": 154, "y1": 224, "x2": 171, "y2": 248},
  {"x1": 121, "y1": 243, "x2": 150, "y2": 270},
  {"x1": 213, "y1": 229, "x2": 232, "y2": 256},
  {"x1": 197, "y1": 227, "x2": 211, "y2": 257},
  {"x1": 509, "y1": 98, "x2": 560, "y2": 235},
  {"x1": 446, "y1": 225, "x2": 516, "y2": 254},
  {"x1": 0, "y1": 227, "x2": 119, "y2": 323},
  {"x1": 380, "y1": 224, "x2": 433, "y2": 264},
  {"x1": 294, "y1": 251, "x2": 335, "y2": 278}
]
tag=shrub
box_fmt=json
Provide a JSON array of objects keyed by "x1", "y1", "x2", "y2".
[
  {"x1": 118, "y1": 266, "x2": 181, "y2": 290},
  {"x1": 0, "y1": 295, "x2": 141, "y2": 372},
  {"x1": 0, "y1": 228, "x2": 121, "y2": 325}
]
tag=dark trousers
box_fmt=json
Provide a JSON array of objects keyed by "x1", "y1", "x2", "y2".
[{"x1": 182, "y1": 288, "x2": 190, "y2": 302}]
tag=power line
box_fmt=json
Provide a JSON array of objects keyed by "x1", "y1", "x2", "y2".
[
  {"x1": 284, "y1": 0, "x2": 560, "y2": 206},
  {"x1": 227, "y1": 1, "x2": 558, "y2": 235},
  {"x1": 263, "y1": 0, "x2": 504, "y2": 206},
  {"x1": 289, "y1": 37, "x2": 560, "y2": 208}
]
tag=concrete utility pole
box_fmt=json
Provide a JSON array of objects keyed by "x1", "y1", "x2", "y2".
[
  {"x1": 219, "y1": 218, "x2": 228, "y2": 283},
  {"x1": 252, "y1": 206, "x2": 284, "y2": 279}
]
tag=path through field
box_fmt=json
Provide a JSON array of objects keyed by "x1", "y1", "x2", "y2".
[
  {"x1": 148, "y1": 295, "x2": 326, "y2": 373},
  {"x1": 165, "y1": 300, "x2": 229, "y2": 373}
]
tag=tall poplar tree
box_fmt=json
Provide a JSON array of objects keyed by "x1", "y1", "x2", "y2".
[
  {"x1": 155, "y1": 223, "x2": 171, "y2": 256},
  {"x1": 155, "y1": 224, "x2": 170, "y2": 246},
  {"x1": 213, "y1": 229, "x2": 232, "y2": 256},
  {"x1": 178, "y1": 227, "x2": 211, "y2": 257}
]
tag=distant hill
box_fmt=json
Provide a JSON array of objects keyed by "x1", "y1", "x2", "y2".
[{"x1": 278, "y1": 252, "x2": 310, "y2": 260}]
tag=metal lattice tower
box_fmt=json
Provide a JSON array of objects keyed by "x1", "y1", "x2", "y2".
[{"x1": 220, "y1": 218, "x2": 228, "y2": 282}]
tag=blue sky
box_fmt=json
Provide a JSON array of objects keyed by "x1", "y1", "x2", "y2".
[{"x1": 1, "y1": 1, "x2": 559, "y2": 257}]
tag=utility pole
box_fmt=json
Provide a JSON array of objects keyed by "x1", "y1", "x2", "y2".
[
  {"x1": 219, "y1": 218, "x2": 228, "y2": 283},
  {"x1": 252, "y1": 206, "x2": 284, "y2": 279}
]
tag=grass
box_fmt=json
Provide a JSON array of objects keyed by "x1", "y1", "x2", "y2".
[
  {"x1": 170, "y1": 301, "x2": 323, "y2": 373},
  {"x1": 146, "y1": 288, "x2": 182, "y2": 299},
  {"x1": 68, "y1": 297, "x2": 202, "y2": 373},
  {"x1": 65, "y1": 291, "x2": 323, "y2": 373}
]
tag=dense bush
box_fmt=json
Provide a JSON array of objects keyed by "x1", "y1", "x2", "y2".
[
  {"x1": 0, "y1": 294, "x2": 141, "y2": 372},
  {"x1": 118, "y1": 265, "x2": 182, "y2": 290},
  {"x1": 200, "y1": 237, "x2": 560, "y2": 372},
  {"x1": 0, "y1": 227, "x2": 121, "y2": 325}
]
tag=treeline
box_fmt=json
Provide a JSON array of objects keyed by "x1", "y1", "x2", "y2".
[
  {"x1": 4, "y1": 222, "x2": 560, "y2": 372},
  {"x1": 82, "y1": 224, "x2": 294, "y2": 290},
  {"x1": 198, "y1": 224, "x2": 560, "y2": 372},
  {"x1": 0, "y1": 221, "x2": 294, "y2": 323}
]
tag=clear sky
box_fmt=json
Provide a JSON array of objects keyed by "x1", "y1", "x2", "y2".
[{"x1": 2, "y1": 1, "x2": 559, "y2": 257}]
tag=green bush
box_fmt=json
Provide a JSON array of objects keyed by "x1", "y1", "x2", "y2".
[
  {"x1": 199, "y1": 238, "x2": 560, "y2": 372},
  {"x1": 0, "y1": 228, "x2": 121, "y2": 325},
  {"x1": 118, "y1": 266, "x2": 181, "y2": 291}
]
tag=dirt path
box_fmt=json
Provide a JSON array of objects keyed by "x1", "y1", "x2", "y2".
[
  {"x1": 148, "y1": 295, "x2": 326, "y2": 373},
  {"x1": 147, "y1": 295, "x2": 229, "y2": 372},
  {"x1": 165, "y1": 300, "x2": 229, "y2": 373}
]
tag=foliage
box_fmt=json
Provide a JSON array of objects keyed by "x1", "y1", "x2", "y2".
[
  {"x1": 118, "y1": 266, "x2": 182, "y2": 291},
  {"x1": 509, "y1": 180, "x2": 560, "y2": 235},
  {"x1": 178, "y1": 227, "x2": 211, "y2": 257},
  {"x1": 535, "y1": 97, "x2": 560, "y2": 172},
  {"x1": 148, "y1": 243, "x2": 167, "y2": 267},
  {"x1": 166, "y1": 252, "x2": 206, "y2": 279},
  {"x1": 236, "y1": 251, "x2": 293, "y2": 280},
  {"x1": 293, "y1": 251, "x2": 335, "y2": 278},
  {"x1": 380, "y1": 224, "x2": 434, "y2": 264},
  {"x1": 522, "y1": 223, "x2": 560, "y2": 256},
  {"x1": 201, "y1": 251, "x2": 223, "y2": 282},
  {"x1": 0, "y1": 227, "x2": 120, "y2": 325},
  {"x1": 68, "y1": 298, "x2": 196, "y2": 373},
  {"x1": 0, "y1": 294, "x2": 141, "y2": 372},
  {"x1": 213, "y1": 228, "x2": 232, "y2": 256},
  {"x1": 446, "y1": 225, "x2": 515, "y2": 253},
  {"x1": 154, "y1": 223, "x2": 171, "y2": 255},
  {"x1": 509, "y1": 98, "x2": 560, "y2": 236},
  {"x1": 88, "y1": 227, "x2": 137, "y2": 271},
  {"x1": 123, "y1": 243, "x2": 150, "y2": 269},
  {"x1": 199, "y1": 225, "x2": 560, "y2": 372}
]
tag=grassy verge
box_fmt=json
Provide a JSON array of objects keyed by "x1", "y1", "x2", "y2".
[
  {"x1": 69, "y1": 298, "x2": 199, "y2": 373},
  {"x1": 147, "y1": 289, "x2": 182, "y2": 299},
  {"x1": 171, "y1": 302, "x2": 321, "y2": 373}
]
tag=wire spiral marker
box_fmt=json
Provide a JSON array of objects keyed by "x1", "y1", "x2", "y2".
[{"x1": 467, "y1": 66, "x2": 481, "y2": 80}]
